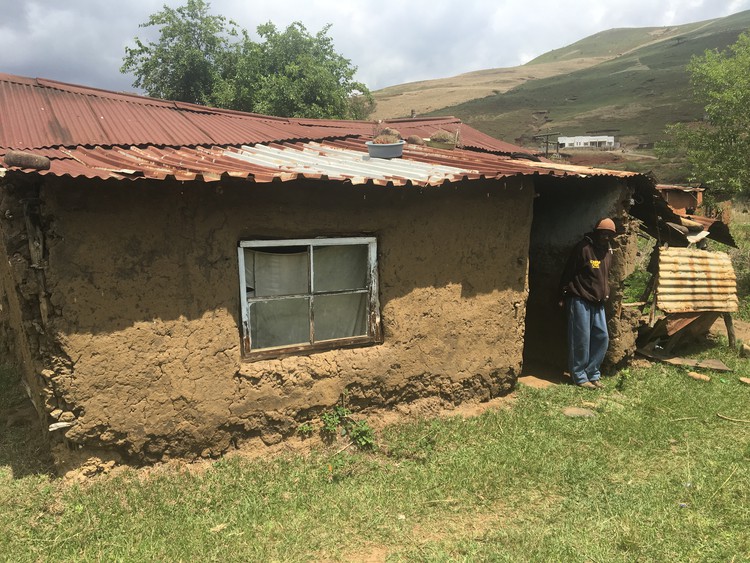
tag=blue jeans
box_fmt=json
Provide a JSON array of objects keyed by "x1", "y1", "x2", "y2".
[{"x1": 566, "y1": 296, "x2": 609, "y2": 385}]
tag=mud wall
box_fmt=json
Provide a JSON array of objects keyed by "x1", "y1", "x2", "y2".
[
  {"x1": 28, "y1": 176, "x2": 533, "y2": 462},
  {"x1": 523, "y1": 176, "x2": 638, "y2": 372},
  {"x1": 0, "y1": 262, "x2": 14, "y2": 362}
]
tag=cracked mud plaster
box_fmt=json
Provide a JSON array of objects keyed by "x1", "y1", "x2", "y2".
[
  {"x1": 604, "y1": 215, "x2": 641, "y2": 368},
  {"x1": 16, "y1": 177, "x2": 533, "y2": 464}
]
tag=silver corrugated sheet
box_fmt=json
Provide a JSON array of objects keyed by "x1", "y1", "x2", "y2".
[{"x1": 656, "y1": 247, "x2": 738, "y2": 313}]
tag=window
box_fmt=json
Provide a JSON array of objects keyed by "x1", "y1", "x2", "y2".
[{"x1": 238, "y1": 237, "x2": 381, "y2": 358}]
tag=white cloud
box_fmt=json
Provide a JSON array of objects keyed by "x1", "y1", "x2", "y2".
[{"x1": 0, "y1": 0, "x2": 748, "y2": 92}]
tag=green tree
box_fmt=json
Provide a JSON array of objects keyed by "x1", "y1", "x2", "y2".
[
  {"x1": 120, "y1": 0, "x2": 239, "y2": 105},
  {"x1": 661, "y1": 31, "x2": 750, "y2": 200},
  {"x1": 121, "y1": 0, "x2": 373, "y2": 119},
  {"x1": 251, "y1": 22, "x2": 371, "y2": 119}
]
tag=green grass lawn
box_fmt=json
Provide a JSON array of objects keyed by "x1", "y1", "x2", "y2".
[{"x1": 1, "y1": 340, "x2": 748, "y2": 561}]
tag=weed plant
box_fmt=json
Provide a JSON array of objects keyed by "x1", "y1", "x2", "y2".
[{"x1": 622, "y1": 233, "x2": 655, "y2": 304}]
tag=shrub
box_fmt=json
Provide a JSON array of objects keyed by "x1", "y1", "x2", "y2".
[
  {"x1": 372, "y1": 134, "x2": 401, "y2": 144},
  {"x1": 429, "y1": 129, "x2": 457, "y2": 143}
]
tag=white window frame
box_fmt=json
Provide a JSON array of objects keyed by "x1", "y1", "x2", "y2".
[{"x1": 237, "y1": 236, "x2": 382, "y2": 360}]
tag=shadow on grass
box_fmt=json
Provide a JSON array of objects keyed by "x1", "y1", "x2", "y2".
[{"x1": 0, "y1": 365, "x2": 55, "y2": 478}]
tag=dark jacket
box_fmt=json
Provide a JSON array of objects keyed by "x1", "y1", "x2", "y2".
[{"x1": 559, "y1": 234, "x2": 613, "y2": 304}]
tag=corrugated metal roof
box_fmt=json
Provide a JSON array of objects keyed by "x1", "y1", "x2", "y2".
[
  {"x1": 656, "y1": 248, "x2": 738, "y2": 313},
  {"x1": 1, "y1": 139, "x2": 639, "y2": 186},
  {"x1": 0, "y1": 72, "x2": 649, "y2": 187},
  {"x1": 671, "y1": 209, "x2": 736, "y2": 247},
  {"x1": 0, "y1": 73, "x2": 527, "y2": 155},
  {"x1": 656, "y1": 184, "x2": 704, "y2": 193}
]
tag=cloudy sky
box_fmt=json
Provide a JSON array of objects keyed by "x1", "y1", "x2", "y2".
[{"x1": 0, "y1": 0, "x2": 748, "y2": 94}]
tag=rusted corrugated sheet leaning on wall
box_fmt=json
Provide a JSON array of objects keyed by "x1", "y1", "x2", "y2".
[{"x1": 656, "y1": 248, "x2": 739, "y2": 313}]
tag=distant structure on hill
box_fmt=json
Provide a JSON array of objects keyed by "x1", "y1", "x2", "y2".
[
  {"x1": 558, "y1": 135, "x2": 619, "y2": 149},
  {"x1": 656, "y1": 184, "x2": 704, "y2": 215}
]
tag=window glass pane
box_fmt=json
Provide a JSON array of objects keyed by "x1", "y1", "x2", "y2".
[
  {"x1": 243, "y1": 249, "x2": 255, "y2": 297},
  {"x1": 314, "y1": 293, "x2": 368, "y2": 341},
  {"x1": 250, "y1": 298, "x2": 310, "y2": 349},
  {"x1": 313, "y1": 244, "x2": 368, "y2": 293},
  {"x1": 251, "y1": 248, "x2": 309, "y2": 297}
]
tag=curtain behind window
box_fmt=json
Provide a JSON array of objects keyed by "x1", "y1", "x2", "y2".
[
  {"x1": 312, "y1": 245, "x2": 368, "y2": 340},
  {"x1": 248, "y1": 249, "x2": 309, "y2": 348},
  {"x1": 247, "y1": 249, "x2": 308, "y2": 297},
  {"x1": 245, "y1": 244, "x2": 369, "y2": 349}
]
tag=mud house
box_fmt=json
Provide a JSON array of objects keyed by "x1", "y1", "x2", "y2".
[{"x1": 0, "y1": 74, "x2": 652, "y2": 463}]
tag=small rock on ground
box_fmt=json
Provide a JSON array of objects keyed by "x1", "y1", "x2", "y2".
[{"x1": 687, "y1": 371, "x2": 711, "y2": 382}]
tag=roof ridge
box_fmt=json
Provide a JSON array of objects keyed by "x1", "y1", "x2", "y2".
[
  {"x1": 0, "y1": 72, "x2": 531, "y2": 155},
  {"x1": 0, "y1": 73, "x2": 463, "y2": 127},
  {"x1": 0, "y1": 72, "x2": 297, "y2": 121}
]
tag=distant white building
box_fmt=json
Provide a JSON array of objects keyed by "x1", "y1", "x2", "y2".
[{"x1": 558, "y1": 135, "x2": 619, "y2": 149}]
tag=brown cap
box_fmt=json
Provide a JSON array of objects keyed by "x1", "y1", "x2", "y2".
[{"x1": 595, "y1": 218, "x2": 616, "y2": 232}]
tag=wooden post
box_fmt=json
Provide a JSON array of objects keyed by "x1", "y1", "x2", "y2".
[
  {"x1": 23, "y1": 202, "x2": 49, "y2": 328},
  {"x1": 639, "y1": 274, "x2": 655, "y2": 313},
  {"x1": 648, "y1": 274, "x2": 658, "y2": 326},
  {"x1": 723, "y1": 313, "x2": 737, "y2": 349}
]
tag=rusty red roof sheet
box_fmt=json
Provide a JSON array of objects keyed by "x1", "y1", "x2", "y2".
[
  {"x1": 671, "y1": 208, "x2": 736, "y2": 247},
  {"x1": 656, "y1": 248, "x2": 738, "y2": 313},
  {"x1": 0, "y1": 73, "x2": 526, "y2": 155}
]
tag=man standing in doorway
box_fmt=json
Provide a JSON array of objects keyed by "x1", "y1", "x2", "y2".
[{"x1": 559, "y1": 218, "x2": 616, "y2": 390}]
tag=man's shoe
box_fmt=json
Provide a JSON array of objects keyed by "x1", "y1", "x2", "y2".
[
  {"x1": 576, "y1": 381, "x2": 597, "y2": 390},
  {"x1": 591, "y1": 380, "x2": 605, "y2": 389}
]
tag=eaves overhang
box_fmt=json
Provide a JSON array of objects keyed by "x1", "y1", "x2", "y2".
[{"x1": 0, "y1": 139, "x2": 641, "y2": 187}]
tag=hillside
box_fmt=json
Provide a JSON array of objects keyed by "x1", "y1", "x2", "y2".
[
  {"x1": 370, "y1": 58, "x2": 613, "y2": 120},
  {"x1": 371, "y1": 16, "x2": 721, "y2": 120},
  {"x1": 524, "y1": 22, "x2": 709, "y2": 65},
  {"x1": 372, "y1": 10, "x2": 750, "y2": 167}
]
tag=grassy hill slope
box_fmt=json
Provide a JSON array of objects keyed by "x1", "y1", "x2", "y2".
[
  {"x1": 373, "y1": 10, "x2": 750, "y2": 157},
  {"x1": 371, "y1": 16, "x2": 722, "y2": 120},
  {"x1": 427, "y1": 10, "x2": 750, "y2": 148},
  {"x1": 371, "y1": 58, "x2": 613, "y2": 119},
  {"x1": 525, "y1": 23, "x2": 709, "y2": 65}
]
